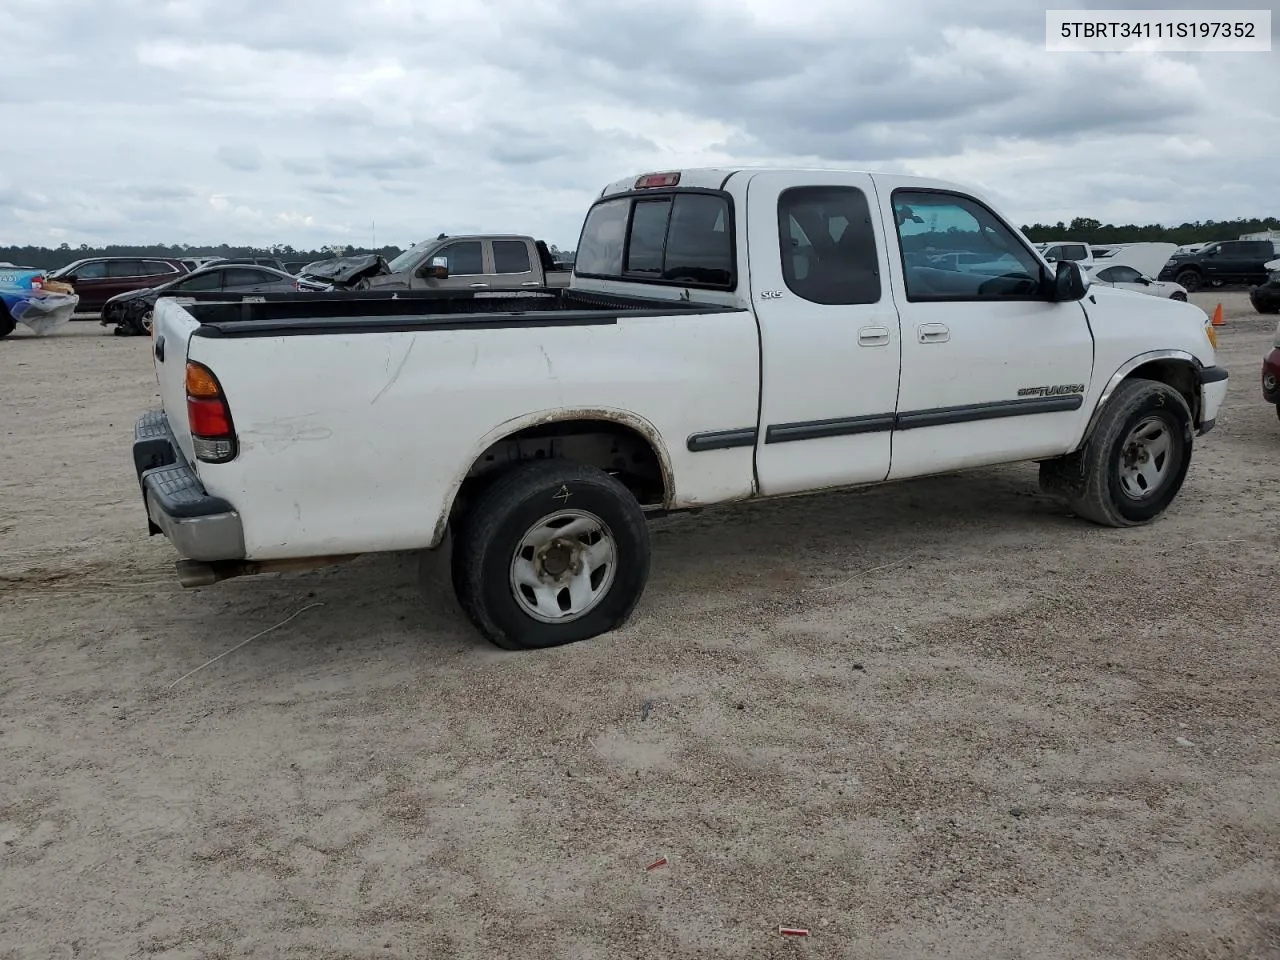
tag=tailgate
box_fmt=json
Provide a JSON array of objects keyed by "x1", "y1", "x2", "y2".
[{"x1": 151, "y1": 298, "x2": 202, "y2": 464}]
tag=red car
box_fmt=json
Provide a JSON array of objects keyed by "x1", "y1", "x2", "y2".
[
  {"x1": 46, "y1": 257, "x2": 189, "y2": 314},
  {"x1": 1263, "y1": 319, "x2": 1280, "y2": 422}
]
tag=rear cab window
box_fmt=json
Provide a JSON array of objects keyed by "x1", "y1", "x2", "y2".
[{"x1": 575, "y1": 189, "x2": 735, "y2": 289}]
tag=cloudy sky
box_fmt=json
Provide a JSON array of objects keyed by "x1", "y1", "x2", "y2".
[{"x1": 0, "y1": 0, "x2": 1275, "y2": 250}]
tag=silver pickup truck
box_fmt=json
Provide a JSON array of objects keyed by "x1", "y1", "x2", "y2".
[{"x1": 300, "y1": 234, "x2": 571, "y2": 292}]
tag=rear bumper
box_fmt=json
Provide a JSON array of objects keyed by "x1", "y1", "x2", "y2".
[{"x1": 133, "y1": 410, "x2": 245, "y2": 562}]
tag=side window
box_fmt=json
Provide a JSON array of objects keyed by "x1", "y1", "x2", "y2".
[
  {"x1": 575, "y1": 198, "x2": 629, "y2": 277},
  {"x1": 223, "y1": 268, "x2": 272, "y2": 287},
  {"x1": 893, "y1": 191, "x2": 1044, "y2": 301},
  {"x1": 176, "y1": 271, "x2": 223, "y2": 292},
  {"x1": 143, "y1": 260, "x2": 177, "y2": 277},
  {"x1": 1095, "y1": 266, "x2": 1119, "y2": 282},
  {"x1": 436, "y1": 241, "x2": 483, "y2": 275},
  {"x1": 492, "y1": 240, "x2": 532, "y2": 274},
  {"x1": 1061, "y1": 244, "x2": 1089, "y2": 262},
  {"x1": 73, "y1": 260, "x2": 107, "y2": 279},
  {"x1": 107, "y1": 260, "x2": 146, "y2": 278},
  {"x1": 1111, "y1": 266, "x2": 1143, "y2": 283},
  {"x1": 1042, "y1": 246, "x2": 1062, "y2": 261},
  {"x1": 777, "y1": 186, "x2": 880, "y2": 305}
]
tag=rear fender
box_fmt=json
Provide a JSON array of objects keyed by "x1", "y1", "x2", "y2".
[{"x1": 430, "y1": 407, "x2": 675, "y2": 547}]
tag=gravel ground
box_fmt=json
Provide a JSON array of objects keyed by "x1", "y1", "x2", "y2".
[{"x1": 1, "y1": 292, "x2": 1278, "y2": 960}]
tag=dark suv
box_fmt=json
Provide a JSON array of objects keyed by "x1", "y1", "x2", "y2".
[
  {"x1": 1157, "y1": 240, "x2": 1277, "y2": 291},
  {"x1": 47, "y1": 257, "x2": 189, "y2": 313}
]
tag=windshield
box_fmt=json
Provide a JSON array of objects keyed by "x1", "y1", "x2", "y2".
[{"x1": 386, "y1": 243, "x2": 428, "y2": 273}]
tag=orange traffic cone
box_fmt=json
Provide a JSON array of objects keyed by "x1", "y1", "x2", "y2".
[{"x1": 1211, "y1": 302, "x2": 1225, "y2": 326}]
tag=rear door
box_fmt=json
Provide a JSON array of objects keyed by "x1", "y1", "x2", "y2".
[
  {"x1": 67, "y1": 259, "x2": 110, "y2": 309},
  {"x1": 489, "y1": 238, "x2": 542, "y2": 288},
  {"x1": 746, "y1": 171, "x2": 903, "y2": 496},
  {"x1": 875, "y1": 179, "x2": 1094, "y2": 479}
]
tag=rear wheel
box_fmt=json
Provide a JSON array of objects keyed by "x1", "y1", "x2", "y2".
[
  {"x1": 1039, "y1": 378, "x2": 1193, "y2": 527},
  {"x1": 450, "y1": 460, "x2": 651, "y2": 649},
  {"x1": 0, "y1": 306, "x2": 15, "y2": 339}
]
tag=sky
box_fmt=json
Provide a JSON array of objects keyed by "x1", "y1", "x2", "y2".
[{"x1": 0, "y1": 0, "x2": 1275, "y2": 250}]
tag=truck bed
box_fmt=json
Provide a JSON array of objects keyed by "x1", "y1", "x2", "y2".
[{"x1": 179, "y1": 289, "x2": 743, "y2": 338}]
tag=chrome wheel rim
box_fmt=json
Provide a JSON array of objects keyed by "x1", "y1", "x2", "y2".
[
  {"x1": 141, "y1": 309, "x2": 153, "y2": 332},
  {"x1": 509, "y1": 509, "x2": 617, "y2": 623},
  {"x1": 1118, "y1": 416, "x2": 1175, "y2": 500}
]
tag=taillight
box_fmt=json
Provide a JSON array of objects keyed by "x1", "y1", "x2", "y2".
[
  {"x1": 31, "y1": 275, "x2": 43, "y2": 290},
  {"x1": 185, "y1": 360, "x2": 237, "y2": 463}
]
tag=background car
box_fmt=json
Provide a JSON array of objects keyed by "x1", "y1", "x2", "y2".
[
  {"x1": 47, "y1": 257, "x2": 189, "y2": 314},
  {"x1": 101, "y1": 262, "x2": 329, "y2": 335},
  {"x1": 1089, "y1": 263, "x2": 1189, "y2": 301}
]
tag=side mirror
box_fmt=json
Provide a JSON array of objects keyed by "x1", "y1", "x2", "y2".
[
  {"x1": 1205, "y1": 248, "x2": 1219, "y2": 257},
  {"x1": 423, "y1": 256, "x2": 448, "y2": 280},
  {"x1": 1138, "y1": 276, "x2": 1152, "y2": 285},
  {"x1": 1049, "y1": 260, "x2": 1089, "y2": 302}
]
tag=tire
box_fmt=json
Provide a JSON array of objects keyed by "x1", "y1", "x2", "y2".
[
  {"x1": 1174, "y1": 269, "x2": 1202, "y2": 292},
  {"x1": 1170, "y1": 291, "x2": 1187, "y2": 302},
  {"x1": 1038, "y1": 378, "x2": 1193, "y2": 527},
  {"x1": 0, "y1": 307, "x2": 15, "y2": 339},
  {"x1": 122, "y1": 305, "x2": 152, "y2": 337},
  {"x1": 450, "y1": 460, "x2": 651, "y2": 650}
]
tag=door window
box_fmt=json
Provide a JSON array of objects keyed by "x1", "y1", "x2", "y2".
[
  {"x1": 777, "y1": 185, "x2": 881, "y2": 305},
  {"x1": 107, "y1": 260, "x2": 148, "y2": 278},
  {"x1": 435, "y1": 241, "x2": 483, "y2": 275},
  {"x1": 223, "y1": 268, "x2": 275, "y2": 288},
  {"x1": 142, "y1": 260, "x2": 179, "y2": 277},
  {"x1": 892, "y1": 191, "x2": 1045, "y2": 300},
  {"x1": 72, "y1": 261, "x2": 108, "y2": 279},
  {"x1": 492, "y1": 240, "x2": 532, "y2": 274},
  {"x1": 1096, "y1": 265, "x2": 1143, "y2": 284},
  {"x1": 175, "y1": 271, "x2": 224, "y2": 292}
]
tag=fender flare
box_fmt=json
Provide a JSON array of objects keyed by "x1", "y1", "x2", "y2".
[
  {"x1": 429, "y1": 406, "x2": 677, "y2": 547},
  {"x1": 1078, "y1": 349, "x2": 1206, "y2": 445}
]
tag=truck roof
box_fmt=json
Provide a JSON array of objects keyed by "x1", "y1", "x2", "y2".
[{"x1": 597, "y1": 167, "x2": 972, "y2": 199}]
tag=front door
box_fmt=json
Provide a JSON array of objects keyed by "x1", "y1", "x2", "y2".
[
  {"x1": 747, "y1": 171, "x2": 903, "y2": 496},
  {"x1": 874, "y1": 180, "x2": 1095, "y2": 480},
  {"x1": 414, "y1": 240, "x2": 489, "y2": 291}
]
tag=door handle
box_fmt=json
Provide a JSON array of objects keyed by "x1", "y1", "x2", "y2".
[
  {"x1": 470, "y1": 282, "x2": 489, "y2": 288},
  {"x1": 917, "y1": 322, "x2": 950, "y2": 344},
  {"x1": 858, "y1": 325, "x2": 890, "y2": 346}
]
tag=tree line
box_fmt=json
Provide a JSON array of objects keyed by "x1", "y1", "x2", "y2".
[
  {"x1": 0, "y1": 241, "x2": 577, "y2": 271},
  {"x1": 1020, "y1": 216, "x2": 1279, "y2": 245}
]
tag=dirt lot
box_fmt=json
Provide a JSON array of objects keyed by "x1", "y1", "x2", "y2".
[{"x1": 2, "y1": 292, "x2": 1278, "y2": 960}]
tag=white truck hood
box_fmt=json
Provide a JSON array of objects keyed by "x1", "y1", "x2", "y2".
[{"x1": 1087, "y1": 242, "x2": 1178, "y2": 280}]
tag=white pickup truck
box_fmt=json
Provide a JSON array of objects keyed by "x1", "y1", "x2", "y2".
[{"x1": 132, "y1": 167, "x2": 1229, "y2": 650}]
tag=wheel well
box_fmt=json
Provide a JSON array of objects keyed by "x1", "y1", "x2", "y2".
[
  {"x1": 1125, "y1": 360, "x2": 1201, "y2": 423},
  {"x1": 451, "y1": 418, "x2": 669, "y2": 522}
]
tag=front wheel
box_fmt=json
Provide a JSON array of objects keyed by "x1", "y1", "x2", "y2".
[
  {"x1": 450, "y1": 460, "x2": 651, "y2": 649},
  {"x1": 1170, "y1": 291, "x2": 1187, "y2": 302},
  {"x1": 1039, "y1": 378, "x2": 1193, "y2": 527},
  {"x1": 1175, "y1": 270, "x2": 1202, "y2": 292}
]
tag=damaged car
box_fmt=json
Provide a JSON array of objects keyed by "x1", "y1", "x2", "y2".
[
  {"x1": 1249, "y1": 258, "x2": 1280, "y2": 315},
  {"x1": 1, "y1": 267, "x2": 79, "y2": 338},
  {"x1": 102, "y1": 263, "x2": 330, "y2": 336},
  {"x1": 299, "y1": 234, "x2": 571, "y2": 291},
  {"x1": 1084, "y1": 244, "x2": 1188, "y2": 301}
]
